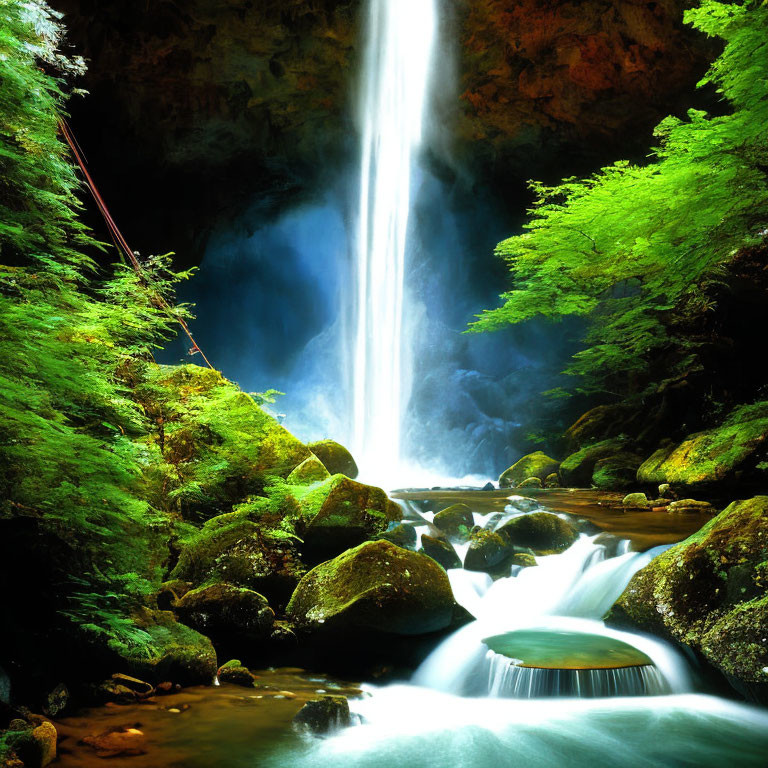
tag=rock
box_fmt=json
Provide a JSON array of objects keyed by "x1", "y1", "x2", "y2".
[
  {"x1": 375, "y1": 522, "x2": 417, "y2": 550},
  {"x1": 518, "y1": 476, "x2": 543, "y2": 489},
  {"x1": 636, "y1": 401, "x2": 768, "y2": 488},
  {"x1": 622, "y1": 492, "x2": 650, "y2": 508},
  {"x1": 591, "y1": 451, "x2": 644, "y2": 490},
  {"x1": 666, "y1": 499, "x2": 716, "y2": 515},
  {"x1": 432, "y1": 503, "x2": 474, "y2": 542},
  {"x1": 511, "y1": 552, "x2": 537, "y2": 568},
  {"x1": 499, "y1": 452, "x2": 560, "y2": 488},
  {"x1": 482, "y1": 482, "x2": 495, "y2": 491},
  {"x1": 544, "y1": 473, "x2": 559, "y2": 488},
  {"x1": 307, "y1": 440, "x2": 358, "y2": 479},
  {"x1": 419, "y1": 535, "x2": 462, "y2": 570},
  {"x1": 658, "y1": 483, "x2": 675, "y2": 499},
  {"x1": 505, "y1": 496, "x2": 540, "y2": 513},
  {"x1": 42, "y1": 684, "x2": 68, "y2": 718},
  {"x1": 464, "y1": 529, "x2": 510, "y2": 572},
  {"x1": 296, "y1": 475, "x2": 402, "y2": 562},
  {"x1": 103, "y1": 608, "x2": 217, "y2": 686},
  {"x1": 109, "y1": 674, "x2": 154, "y2": 696},
  {"x1": 287, "y1": 456, "x2": 330, "y2": 485},
  {"x1": 31, "y1": 723, "x2": 56, "y2": 767},
  {"x1": 563, "y1": 404, "x2": 635, "y2": 451},
  {"x1": 89, "y1": 680, "x2": 138, "y2": 705},
  {"x1": 171, "y1": 520, "x2": 306, "y2": 606},
  {"x1": 606, "y1": 496, "x2": 768, "y2": 699},
  {"x1": 286, "y1": 541, "x2": 459, "y2": 636},
  {"x1": 559, "y1": 439, "x2": 633, "y2": 487},
  {"x1": 175, "y1": 582, "x2": 274, "y2": 644},
  {"x1": 82, "y1": 726, "x2": 147, "y2": 758},
  {"x1": 216, "y1": 660, "x2": 255, "y2": 687},
  {"x1": 7, "y1": 721, "x2": 57, "y2": 768},
  {"x1": 497, "y1": 512, "x2": 578, "y2": 555},
  {"x1": 156, "y1": 579, "x2": 191, "y2": 611},
  {"x1": 292, "y1": 695, "x2": 351, "y2": 735}
]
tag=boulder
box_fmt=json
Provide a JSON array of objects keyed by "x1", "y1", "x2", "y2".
[
  {"x1": 622, "y1": 492, "x2": 650, "y2": 508},
  {"x1": 518, "y1": 476, "x2": 543, "y2": 489},
  {"x1": 464, "y1": 529, "x2": 510, "y2": 572},
  {"x1": 170, "y1": 520, "x2": 305, "y2": 606},
  {"x1": 297, "y1": 475, "x2": 402, "y2": 562},
  {"x1": 6, "y1": 721, "x2": 57, "y2": 768},
  {"x1": 544, "y1": 473, "x2": 559, "y2": 488},
  {"x1": 286, "y1": 541, "x2": 459, "y2": 636},
  {"x1": 216, "y1": 660, "x2": 255, "y2": 687},
  {"x1": 559, "y1": 439, "x2": 632, "y2": 487},
  {"x1": 432, "y1": 503, "x2": 474, "y2": 542},
  {"x1": 499, "y1": 452, "x2": 560, "y2": 488},
  {"x1": 505, "y1": 497, "x2": 540, "y2": 513},
  {"x1": 419, "y1": 535, "x2": 462, "y2": 570},
  {"x1": 292, "y1": 695, "x2": 351, "y2": 735},
  {"x1": 563, "y1": 404, "x2": 635, "y2": 451},
  {"x1": 287, "y1": 456, "x2": 330, "y2": 485},
  {"x1": 606, "y1": 496, "x2": 768, "y2": 700},
  {"x1": 658, "y1": 483, "x2": 675, "y2": 499},
  {"x1": 375, "y1": 522, "x2": 417, "y2": 550},
  {"x1": 497, "y1": 512, "x2": 578, "y2": 555},
  {"x1": 591, "y1": 451, "x2": 644, "y2": 490},
  {"x1": 175, "y1": 583, "x2": 274, "y2": 643},
  {"x1": 666, "y1": 499, "x2": 716, "y2": 515},
  {"x1": 307, "y1": 440, "x2": 358, "y2": 479},
  {"x1": 636, "y1": 402, "x2": 768, "y2": 488}
]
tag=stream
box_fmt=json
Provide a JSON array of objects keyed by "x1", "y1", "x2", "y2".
[{"x1": 55, "y1": 491, "x2": 768, "y2": 767}]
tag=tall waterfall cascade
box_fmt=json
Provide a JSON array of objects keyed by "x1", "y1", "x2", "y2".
[{"x1": 351, "y1": 0, "x2": 438, "y2": 484}]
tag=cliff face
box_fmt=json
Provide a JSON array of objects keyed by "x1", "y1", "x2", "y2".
[{"x1": 53, "y1": 0, "x2": 714, "y2": 262}]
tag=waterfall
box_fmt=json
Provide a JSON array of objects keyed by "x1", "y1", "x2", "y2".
[{"x1": 351, "y1": 0, "x2": 438, "y2": 484}]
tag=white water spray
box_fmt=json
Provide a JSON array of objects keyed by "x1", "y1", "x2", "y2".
[{"x1": 352, "y1": 0, "x2": 438, "y2": 484}]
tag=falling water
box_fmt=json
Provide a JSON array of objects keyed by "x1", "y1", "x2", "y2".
[{"x1": 352, "y1": 0, "x2": 438, "y2": 484}]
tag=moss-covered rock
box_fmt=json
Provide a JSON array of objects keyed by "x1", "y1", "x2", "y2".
[
  {"x1": 518, "y1": 476, "x2": 543, "y2": 489},
  {"x1": 420, "y1": 535, "x2": 462, "y2": 571},
  {"x1": 170, "y1": 520, "x2": 305, "y2": 607},
  {"x1": 464, "y1": 529, "x2": 510, "y2": 572},
  {"x1": 286, "y1": 541, "x2": 459, "y2": 637},
  {"x1": 307, "y1": 440, "x2": 358, "y2": 479},
  {"x1": 606, "y1": 496, "x2": 768, "y2": 697},
  {"x1": 559, "y1": 439, "x2": 632, "y2": 487},
  {"x1": 637, "y1": 402, "x2": 768, "y2": 488},
  {"x1": 4, "y1": 721, "x2": 57, "y2": 768},
  {"x1": 499, "y1": 452, "x2": 560, "y2": 488},
  {"x1": 296, "y1": 475, "x2": 402, "y2": 562},
  {"x1": 216, "y1": 660, "x2": 255, "y2": 687},
  {"x1": 432, "y1": 503, "x2": 474, "y2": 542},
  {"x1": 375, "y1": 523, "x2": 417, "y2": 550},
  {"x1": 666, "y1": 499, "x2": 717, "y2": 515},
  {"x1": 591, "y1": 451, "x2": 644, "y2": 490},
  {"x1": 511, "y1": 552, "x2": 537, "y2": 568},
  {"x1": 622, "y1": 492, "x2": 650, "y2": 508},
  {"x1": 544, "y1": 473, "x2": 560, "y2": 488},
  {"x1": 292, "y1": 695, "x2": 351, "y2": 735},
  {"x1": 287, "y1": 456, "x2": 330, "y2": 485},
  {"x1": 102, "y1": 608, "x2": 217, "y2": 686},
  {"x1": 497, "y1": 512, "x2": 578, "y2": 555},
  {"x1": 174, "y1": 583, "x2": 274, "y2": 644}
]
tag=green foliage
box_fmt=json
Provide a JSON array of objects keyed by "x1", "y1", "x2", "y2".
[{"x1": 471, "y1": 1, "x2": 768, "y2": 402}]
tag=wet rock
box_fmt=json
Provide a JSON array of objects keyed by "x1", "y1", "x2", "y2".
[
  {"x1": 216, "y1": 660, "x2": 255, "y2": 687},
  {"x1": 482, "y1": 482, "x2": 496, "y2": 491},
  {"x1": 432, "y1": 503, "x2": 474, "y2": 542},
  {"x1": 296, "y1": 475, "x2": 402, "y2": 563},
  {"x1": 307, "y1": 440, "x2": 358, "y2": 479},
  {"x1": 544, "y1": 473, "x2": 560, "y2": 488},
  {"x1": 591, "y1": 451, "x2": 644, "y2": 490},
  {"x1": 497, "y1": 512, "x2": 578, "y2": 555},
  {"x1": 464, "y1": 529, "x2": 510, "y2": 572},
  {"x1": 81, "y1": 726, "x2": 147, "y2": 758},
  {"x1": 518, "y1": 476, "x2": 543, "y2": 489},
  {"x1": 286, "y1": 541, "x2": 459, "y2": 637},
  {"x1": 499, "y1": 452, "x2": 560, "y2": 488},
  {"x1": 42, "y1": 684, "x2": 68, "y2": 719},
  {"x1": 511, "y1": 552, "x2": 537, "y2": 568},
  {"x1": 110, "y1": 674, "x2": 154, "y2": 697},
  {"x1": 419, "y1": 535, "x2": 462, "y2": 570},
  {"x1": 175, "y1": 582, "x2": 274, "y2": 643},
  {"x1": 622, "y1": 492, "x2": 650, "y2": 508},
  {"x1": 559, "y1": 439, "x2": 633, "y2": 487},
  {"x1": 637, "y1": 401, "x2": 768, "y2": 488},
  {"x1": 606, "y1": 496, "x2": 768, "y2": 699},
  {"x1": 375, "y1": 522, "x2": 417, "y2": 550},
  {"x1": 287, "y1": 455, "x2": 331, "y2": 485},
  {"x1": 292, "y1": 695, "x2": 351, "y2": 735},
  {"x1": 505, "y1": 496, "x2": 540, "y2": 513},
  {"x1": 666, "y1": 499, "x2": 716, "y2": 515},
  {"x1": 7, "y1": 721, "x2": 57, "y2": 768},
  {"x1": 658, "y1": 483, "x2": 675, "y2": 499}
]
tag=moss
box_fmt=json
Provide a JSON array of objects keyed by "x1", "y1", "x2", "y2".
[
  {"x1": 637, "y1": 401, "x2": 768, "y2": 487},
  {"x1": 419, "y1": 535, "x2": 462, "y2": 571},
  {"x1": 432, "y1": 503, "x2": 474, "y2": 542},
  {"x1": 307, "y1": 440, "x2": 358, "y2": 479},
  {"x1": 287, "y1": 456, "x2": 330, "y2": 485},
  {"x1": 591, "y1": 451, "x2": 644, "y2": 490},
  {"x1": 497, "y1": 512, "x2": 578, "y2": 555},
  {"x1": 286, "y1": 540, "x2": 457, "y2": 636},
  {"x1": 464, "y1": 529, "x2": 510, "y2": 572},
  {"x1": 559, "y1": 439, "x2": 632, "y2": 487},
  {"x1": 606, "y1": 496, "x2": 768, "y2": 688},
  {"x1": 499, "y1": 452, "x2": 560, "y2": 488}
]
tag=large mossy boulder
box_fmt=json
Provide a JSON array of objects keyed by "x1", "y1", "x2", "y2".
[
  {"x1": 636, "y1": 402, "x2": 768, "y2": 489},
  {"x1": 497, "y1": 512, "x2": 578, "y2": 555},
  {"x1": 170, "y1": 520, "x2": 306, "y2": 606},
  {"x1": 499, "y1": 452, "x2": 560, "y2": 489},
  {"x1": 420, "y1": 535, "x2": 462, "y2": 570},
  {"x1": 432, "y1": 503, "x2": 474, "y2": 542},
  {"x1": 563, "y1": 404, "x2": 634, "y2": 451},
  {"x1": 606, "y1": 496, "x2": 768, "y2": 700},
  {"x1": 464, "y1": 529, "x2": 510, "y2": 572},
  {"x1": 102, "y1": 608, "x2": 217, "y2": 686},
  {"x1": 559, "y1": 439, "x2": 633, "y2": 487},
  {"x1": 287, "y1": 456, "x2": 330, "y2": 485},
  {"x1": 174, "y1": 583, "x2": 274, "y2": 644},
  {"x1": 286, "y1": 541, "x2": 460, "y2": 636},
  {"x1": 307, "y1": 440, "x2": 358, "y2": 479},
  {"x1": 297, "y1": 475, "x2": 401, "y2": 562},
  {"x1": 591, "y1": 451, "x2": 645, "y2": 490}
]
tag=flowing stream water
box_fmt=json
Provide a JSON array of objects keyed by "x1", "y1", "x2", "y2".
[{"x1": 350, "y1": 0, "x2": 437, "y2": 485}]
